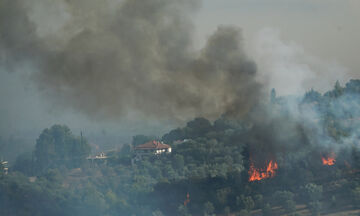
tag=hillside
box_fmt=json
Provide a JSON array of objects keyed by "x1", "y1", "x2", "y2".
[{"x1": 2, "y1": 80, "x2": 360, "y2": 216}]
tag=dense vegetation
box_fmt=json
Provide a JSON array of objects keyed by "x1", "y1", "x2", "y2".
[{"x1": 2, "y1": 80, "x2": 360, "y2": 216}]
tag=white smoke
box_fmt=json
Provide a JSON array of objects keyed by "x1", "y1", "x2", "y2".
[{"x1": 253, "y1": 28, "x2": 348, "y2": 96}]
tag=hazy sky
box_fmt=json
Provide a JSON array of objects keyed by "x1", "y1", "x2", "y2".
[
  {"x1": 195, "y1": 0, "x2": 360, "y2": 93},
  {"x1": 1, "y1": 0, "x2": 359, "y2": 138}
]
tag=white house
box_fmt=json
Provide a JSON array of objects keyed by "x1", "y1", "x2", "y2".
[
  {"x1": 135, "y1": 141, "x2": 171, "y2": 155},
  {"x1": 87, "y1": 152, "x2": 108, "y2": 160},
  {"x1": 133, "y1": 141, "x2": 172, "y2": 163},
  {"x1": 1, "y1": 160, "x2": 8, "y2": 175}
]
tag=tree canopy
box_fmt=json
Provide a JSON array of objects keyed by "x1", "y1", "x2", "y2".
[{"x1": 34, "y1": 125, "x2": 91, "y2": 171}]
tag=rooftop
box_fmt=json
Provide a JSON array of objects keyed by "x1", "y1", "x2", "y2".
[{"x1": 135, "y1": 141, "x2": 171, "y2": 150}]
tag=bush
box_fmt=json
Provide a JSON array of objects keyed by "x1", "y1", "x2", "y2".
[
  {"x1": 308, "y1": 201, "x2": 322, "y2": 216},
  {"x1": 254, "y1": 194, "x2": 263, "y2": 208},
  {"x1": 284, "y1": 199, "x2": 296, "y2": 213},
  {"x1": 288, "y1": 213, "x2": 301, "y2": 216},
  {"x1": 178, "y1": 204, "x2": 191, "y2": 216},
  {"x1": 241, "y1": 196, "x2": 255, "y2": 211},
  {"x1": 273, "y1": 190, "x2": 296, "y2": 213},
  {"x1": 303, "y1": 183, "x2": 323, "y2": 202},
  {"x1": 330, "y1": 195, "x2": 337, "y2": 208},
  {"x1": 273, "y1": 190, "x2": 295, "y2": 205},
  {"x1": 261, "y1": 203, "x2": 272, "y2": 216},
  {"x1": 203, "y1": 201, "x2": 215, "y2": 216},
  {"x1": 237, "y1": 209, "x2": 250, "y2": 216},
  {"x1": 352, "y1": 187, "x2": 360, "y2": 207},
  {"x1": 224, "y1": 206, "x2": 231, "y2": 216},
  {"x1": 152, "y1": 210, "x2": 164, "y2": 216}
]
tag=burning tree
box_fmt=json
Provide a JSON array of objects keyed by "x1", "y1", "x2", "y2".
[
  {"x1": 248, "y1": 160, "x2": 278, "y2": 182},
  {"x1": 322, "y1": 153, "x2": 336, "y2": 166}
]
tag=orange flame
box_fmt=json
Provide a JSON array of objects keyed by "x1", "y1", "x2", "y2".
[
  {"x1": 249, "y1": 160, "x2": 278, "y2": 182},
  {"x1": 322, "y1": 154, "x2": 335, "y2": 166}
]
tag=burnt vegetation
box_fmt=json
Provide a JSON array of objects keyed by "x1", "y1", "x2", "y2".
[{"x1": 1, "y1": 80, "x2": 360, "y2": 215}]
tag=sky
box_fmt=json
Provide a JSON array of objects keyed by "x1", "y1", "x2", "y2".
[
  {"x1": 0, "y1": 0, "x2": 359, "y2": 140},
  {"x1": 194, "y1": 0, "x2": 360, "y2": 93}
]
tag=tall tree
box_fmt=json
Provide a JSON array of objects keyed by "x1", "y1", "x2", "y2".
[{"x1": 34, "y1": 125, "x2": 91, "y2": 171}]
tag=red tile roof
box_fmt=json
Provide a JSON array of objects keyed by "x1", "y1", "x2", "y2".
[{"x1": 135, "y1": 140, "x2": 171, "y2": 150}]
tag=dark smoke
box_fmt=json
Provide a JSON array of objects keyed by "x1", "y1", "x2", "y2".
[{"x1": 0, "y1": 0, "x2": 262, "y2": 121}]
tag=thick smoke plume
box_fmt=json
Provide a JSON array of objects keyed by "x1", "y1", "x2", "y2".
[{"x1": 0, "y1": 0, "x2": 262, "y2": 121}]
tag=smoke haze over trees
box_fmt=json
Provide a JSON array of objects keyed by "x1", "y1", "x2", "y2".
[
  {"x1": 1, "y1": 0, "x2": 360, "y2": 215},
  {"x1": 1, "y1": 80, "x2": 360, "y2": 215}
]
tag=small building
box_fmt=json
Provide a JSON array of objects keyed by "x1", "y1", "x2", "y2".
[
  {"x1": 29, "y1": 176, "x2": 37, "y2": 183},
  {"x1": 173, "y1": 139, "x2": 191, "y2": 145},
  {"x1": 87, "y1": 152, "x2": 108, "y2": 160},
  {"x1": 1, "y1": 160, "x2": 8, "y2": 175},
  {"x1": 133, "y1": 141, "x2": 171, "y2": 163},
  {"x1": 87, "y1": 152, "x2": 108, "y2": 166},
  {"x1": 135, "y1": 140, "x2": 172, "y2": 155}
]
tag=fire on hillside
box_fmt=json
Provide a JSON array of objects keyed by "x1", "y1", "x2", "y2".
[
  {"x1": 322, "y1": 153, "x2": 336, "y2": 166},
  {"x1": 248, "y1": 160, "x2": 278, "y2": 182}
]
